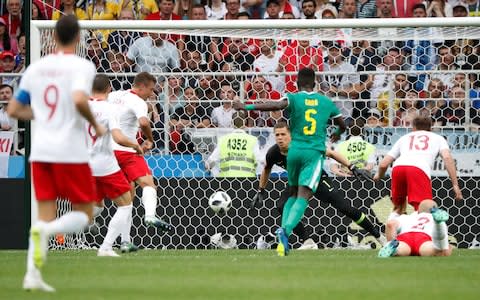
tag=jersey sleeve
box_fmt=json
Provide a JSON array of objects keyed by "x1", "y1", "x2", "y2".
[
  {"x1": 387, "y1": 136, "x2": 403, "y2": 159},
  {"x1": 131, "y1": 98, "x2": 148, "y2": 119},
  {"x1": 71, "y1": 61, "x2": 96, "y2": 95},
  {"x1": 284, "y1": 94, "x2": 291, "y2": 114},
  {"x1": 15, "y1": 67, "x2": 33, "y2": 105},
  {"x1": 437, "y1": 134, "x2": 450, "y2": 151},
  {"x1": 108, "y1": 106, "x2": 121, "y2": 130}
]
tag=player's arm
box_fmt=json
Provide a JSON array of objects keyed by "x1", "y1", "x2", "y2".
[
  {"x1": 74, "y1": 91, "x2": 106, "y2": 137},
  {"x1": 205, "y1": 146, "x2": 220, "y2": 170},
  {"x1": 327, "y1": 148, "x2": 371, "y2": 180},
  {"x1": 373, "y1": 155, "x2": 395, "y2": 181},
  {"x1": 7, "y1": 98, "x2": 34, "y2": 120},
  {"x1": 111, "y1": 128, "x2": 143, "y2": 154},
  {"x1": 138, "y1": 116, "x2": 154, "y2": 150},
  {"x1": 233, "y1": 99, "x2": 288, "y2": 112},
  {"x1": 385, "y1": 218, "x2": 400, "y2": 241},
  {"x1": 439, "y1": 149, "x2": 463, "y2": 201}
]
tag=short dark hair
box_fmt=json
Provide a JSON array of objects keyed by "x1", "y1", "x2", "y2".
[
  {"x1": 237, "y1": 11, "x2": 251, "y2": 18},
  {"x1": 412, "y1": 3, "x2": 426, "y2": 13},
  {"x1": 274, "y1": 121, "x2": 289, "y2": 131},
  {"x1": 0, "y1": 84, "x2": 13, "y2": 93},
  {"x1": 92, "y1": 74, "x2": 111, "y2": 93},
  {"x1": 412, "y1": 115, "x2": 432, "y2": 131},
  {"x1": 297, "y1": 67, "x2": 316, "y2": 90},
  {"x1": 55, "y1": 15, "x2": 80, "y2": 46},
  {"x1": 133, "y1": 72, "x2": 156, "y2": 86}
]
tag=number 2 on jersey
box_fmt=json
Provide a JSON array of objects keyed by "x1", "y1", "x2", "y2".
[
  {"x1": 303, "y1": 109, "x2": 317, "y2": 135},
  {"x1": 44, "y1": 84, "x2": 59, "y2": 120},
  {"x1": 408, "y1": 134, "x2": 430, "y2": 150}
]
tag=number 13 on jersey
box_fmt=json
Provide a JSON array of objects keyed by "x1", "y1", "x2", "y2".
[{"x1": 303, "y1": 109, "x2": 317, "y2": 135}]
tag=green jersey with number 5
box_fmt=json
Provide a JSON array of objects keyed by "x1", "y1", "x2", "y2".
[{"x1": 286, "y1": 91, "x2": 341, "y2": 152}]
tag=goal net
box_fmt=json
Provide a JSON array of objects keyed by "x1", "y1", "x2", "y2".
[{"x1": 31, "y1": 18, "x2": 480, "y2": 250}]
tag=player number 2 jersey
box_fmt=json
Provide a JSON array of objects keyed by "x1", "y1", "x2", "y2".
[
  {"x1": 388, "y1": 130, "x2": 449, "y2": 178},
  {"x1": 86, "y1": 100, "x2": 121, "y2": 176},
  {"x1": 397, "y1": 212, "x2": 435, "y2": 238},
  {"x1": 108, "y1": 90, "x2": 148, "y2": 152},
  {"x1": 19, "y1": 53, "x2": 96, "y2": 163},
  {"x1": 285, "y1": 91, "x2": 341, "y2": 152}
]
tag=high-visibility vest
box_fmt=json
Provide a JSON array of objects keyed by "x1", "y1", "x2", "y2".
[
  {"x1": 337, "y1": 136, "x2": 376, "y2": 169},
  {"x1": 219, "y1": 131, "x2": 257, "y2": 177}
]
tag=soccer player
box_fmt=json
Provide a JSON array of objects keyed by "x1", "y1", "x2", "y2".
[
  {"x1": 7, "y1": 15, "x2": 105, "y2": 292},
  {"x1": 234, "y1": 67, "x2": 347, "y2": 256},
  {"x1": 108, "y1": 72, "x2": 173, "y2": 252},
  {"x1": 373, "y1": 115, "x2": 463, "y2": 220},
  {"x1": 378, "y1": 200, "x2": 452, "y2": 257},
  {"x1": 87, "y1": 74, "x2": 144, "y2": 257},
  {"x1": 251, "y1": 122, "x2": 385, "y2": 250}
]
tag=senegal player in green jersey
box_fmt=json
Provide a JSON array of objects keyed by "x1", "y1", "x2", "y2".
[{"x1": 234, "y1": 67, "x2": 346, "y2": 256}]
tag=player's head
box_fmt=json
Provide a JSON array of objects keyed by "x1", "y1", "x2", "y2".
[
  {"x1": 297, "y1": 67, "x2": 316, "y2": 91},
  {"x1": 412, "y1": 115, "x2": 432, "y2": 131},
  {"x1": 133, "y1": 72, "x2": 157, "y2": 100},
  {"x1": 55, "y1": 15, "x2": 80, "y2": 47},
  {"x1": 418, "y1": 200, "x2": 437, "y2": 213},
  {"x1": 92, "y1": 74, "x2": 111, "y2": 94},
  {"x1": 274, "y1": 121, "x2": 291, "y2": 150},
  {"x1": 232, "y1": 111, "x2": 247, "y2": 128}
]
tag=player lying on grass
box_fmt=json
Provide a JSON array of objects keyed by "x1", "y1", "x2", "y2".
[
  {"x1": 378, "y1": 200, "x2": 452, "y2": 257},
  {"x1": 87, "y1": 74, "x2": 144, "y2": 257},
  {"x1": 251, "y1": 122, "x2": 385, "y2": 250}
]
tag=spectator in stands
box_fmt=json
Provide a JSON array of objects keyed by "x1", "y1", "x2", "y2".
[
  {"x1": 184, "y1": 5, "x2": 222, "y2": 71},
  {"x1": 52, "y1": 0, "x2": 88, "y2": 20},
  {"x1": 377, "y1": 0, "x2": 395, "y2": 18},
  {"x1": 339, "y1": 0, "x2": 356, "y2": 18},
  {"x1": 265, "y1": 0, "x2": 281, "y2": 19},
  {"x1": 463, "y1": 0, "x2": 480, "y2": 16},
  {"x1": 368, "y1": 47, "x2": 404, "y2": 105},
  {"x1": 126, "y1": 32, "x2": 180, "y2": 78},
  {"x1": 404, "y1": 3, "x2": 436, "y2": 92},
  {"x1": 319, "y1": 6, "x2": 337, "y2": 18},
  {"x1": 393, "y1": 89, "x2": 420, "y2": 127},
  {"x1": 377, "y1": 73, "x2": 408, "y2": 126},
  {"x1": 356, "y1": 0, "x2": 377, "y2": 18},
  {"x1": 13, "y1": 32, "x2": 24, "y2": 73},
  {"x1": 145, "y1": 0, "x2": 184, "y2": 51},
  {"x1": 211, "y1": 82, "x2": 237, "y2": 128},
  {"x1": 205, "y1": 0, "x2": 227, "y2": 20},
  {"x1": 0, "y1": 18, "x2": 16, "y2": 54},
  {"x1": 389, "y1": 0, "x2": 421, "y2": 18},
  {"x1": 222, "y1": 0, "x2": 240, "y2": 19},
  {"x1": 242, "y1": 0, "x2": 265, "y2": 19},
  {"x1": 424, "y1": 45, "x2": 457, "y2": 91},
  {"x1": 0, "y1": 83, "x2": 14, "y2": 131},
  {"x1": 426, "y1": 0, "x2": 453, "y2": 17},
  {"x1": 365, "y1": 108, "x2": 384, "y2": 127},
  {"x1": 434, "y1": 84, "x2": 480, "y2": 127},
  {"x1": 86, "y1": 0, "x2": 122, "y2": 48},
  {"x1": 321, "y1": 41, "x2": 360, "y2": 123},
  {"x1": 0, "y1": 51, "x2": 18, "y2": 88},
  {"x1": 104, "y1": 50, "x2": 133, "y2": 91},
  {"x1": 263, "y1": 0, "x2": 300, "y2": 18},
  {"x1": 253, "y1": 38, "x2": 285, "y2": 93},
  {"x1": 302, "y1": 0, "x2": 317, "y2": 19},
  {"x1": 314, "y1": 0, "x2": 338, "y2": 18},
  {"x1": 34, "y1": 0, "x2": 60, "y2": 20},
  {"x1": 32, "y1": 0, "x2": 47, "y2": 20},
  {"x1": 245, "y1": 75, "x2": 282, "y2": 127},
  {"x1": 159, "y1": 71, "x2": 186, "y2": 113},
  {"x1": 174, "y1": 0, "x2": 194, "y2": 19},
  {"x1": 122, "y1": 0, "x2": 159, "y2": 20},
  {"x1": 222, "y1": 38, "x2": 255, "y2": 73},
  {"x1": 277, "y1": 39, "x2": 323, "y2": 92},
  {"x1": 1, "y1": 0, "x2": 22, "y2": 39},
  {"x1": 86, "y1": 34, "x2": 108, "y2": 72},
  {"x1": 196, "y1": 74, "x2": 218, "y2": 103},
  {"x1": 107, "y1": 8, "x2": 140, "y2": 55},
  {"x1": 452, "y1": 3, "x2": 469, "y2": 17},
  {"x1": 420, "y1": 78, "x2": 446, "y2": 118},
  {"x1": 205, "y1": 111, "x2": 262, "y2": 177},
  {"x1": 281, "y1": 11, "x2": 296, "y2": 19}
]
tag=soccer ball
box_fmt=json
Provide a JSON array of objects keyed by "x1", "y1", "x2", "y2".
[{"x1": 208, "y1": 191, "x2": 232, "y2": 215}]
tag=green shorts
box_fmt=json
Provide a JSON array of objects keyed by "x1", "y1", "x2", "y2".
[{"x1": 287, "y1": 148, "x2": 325, "y2": 193}]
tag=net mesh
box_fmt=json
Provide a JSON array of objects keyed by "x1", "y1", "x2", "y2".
[{"x1": 33, "y1": 21, "x2": 480, "y2": 250}]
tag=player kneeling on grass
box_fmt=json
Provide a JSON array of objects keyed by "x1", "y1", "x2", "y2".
[
  {"x1": 87, "y1": 74, "x2": 144, "y2": 257},
  {"x1": 378, "y1": 200, "x2": 452, "y2": 257}
]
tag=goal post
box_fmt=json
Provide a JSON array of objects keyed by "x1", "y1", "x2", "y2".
[{"x1": 29, "y1": 18, "x2": 480, "y2": 250}]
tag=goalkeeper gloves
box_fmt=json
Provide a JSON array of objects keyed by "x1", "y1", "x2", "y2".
[
  {"x1": 349, "y1": 165, "x2": 373, "y2": 181},
  {"x1": 250, "y1": 188, "x2": 267, "y2": 209}
]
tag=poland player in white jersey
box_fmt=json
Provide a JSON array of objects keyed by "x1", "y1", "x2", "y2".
[
  {"x1": 108, "y1": 72, "x2": 172, "y2": 253},
  {"x1": 378, "y1": 200, "x2": 452, "y2": 257},
  {"x1": 7, "y1": 16, "x2": 106, "y2": 292},
  {"x1": 87, "y1": 74, "x2": 144, "y2": 257},
  {"x1": 374, "y1": 115, "x2": 462, "y2": 218}
]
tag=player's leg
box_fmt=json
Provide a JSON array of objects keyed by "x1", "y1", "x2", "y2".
[
  {"x1": 390, "y1": 166, "x2": 408, "y2": 220},
  {"x1": 430, "y1": 206, "x2": 450, "y2": 254},
  {"x1": 277, "y1": 187, "x2": 308, "y2": 242},
  {"x1": 317, "y1": 178, "x2": 384, "y2": 245},
  {"x1": 119, "y1": 182, "x2": 136, "y2": 251},
  {"x1": 136, "y1": 174, "x2": 173, "y2": 231},
  {"x1": 405, "y1": 167, "x2": 433, "y2": 211}
]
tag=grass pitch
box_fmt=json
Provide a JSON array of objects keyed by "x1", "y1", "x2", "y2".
[{"x1": 0, "y1": 249, "x2": 479, "y2": 300}]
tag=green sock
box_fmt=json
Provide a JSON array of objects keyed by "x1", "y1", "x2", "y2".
[
  {"x1": 281, "y1": 197, "x2": 296, "y2": 228},
  {"x1": 285, "y1": 197, "x2": 308, "y2": 236}
]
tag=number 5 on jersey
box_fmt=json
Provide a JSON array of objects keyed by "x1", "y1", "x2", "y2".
[{"x1": 303, "y1": 109, "x2": 317, "y2": 135}]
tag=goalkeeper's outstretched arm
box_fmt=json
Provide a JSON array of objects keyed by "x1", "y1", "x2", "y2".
[{"x1": 233, "y1": 99, "x2": 288, "y2": 112}]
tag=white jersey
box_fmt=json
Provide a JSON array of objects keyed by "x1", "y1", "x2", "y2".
[
  {"x1": 397, "y1": 212, "x2": 434, "y2": 238},
  {"x1": 107, "y1": 90, "x2": 148, "y2": 153},
  {"x1": 388, "y1": 130, "x2": 449, "y2": 178},
  {"x1": 19, "y1": 52, "x2": 95, "y2": 163},
  {"x1": 87, "y1": 100, "x2": 121, "y2": 176}
]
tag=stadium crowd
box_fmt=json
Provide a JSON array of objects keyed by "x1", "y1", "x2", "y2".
[{"x1": 1, "y1": 0, "x2": 480, "y2": 154}]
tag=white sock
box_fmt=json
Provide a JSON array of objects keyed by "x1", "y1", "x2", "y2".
[
  {"x1": 93, "y1": 206, "x2": 104, "y2": 219},
  {"x1": 43, "y1": 211, "x2": 89, "y2": 236},
  {"x1": 142, "y1": 186, "x2": 157, "y2": 218},
  {"x1": 432, "y1": 222, "x2": 449, "y2": 250},
  {"x1": 101, "y1": 205, "x2": 132, "y2": 250},
  {"x1": 120, "y1": 205, "x2": 133, "y2": 243},
  {"x1": 387, "y1": 211, "x2": 401, "y2": 221}
]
